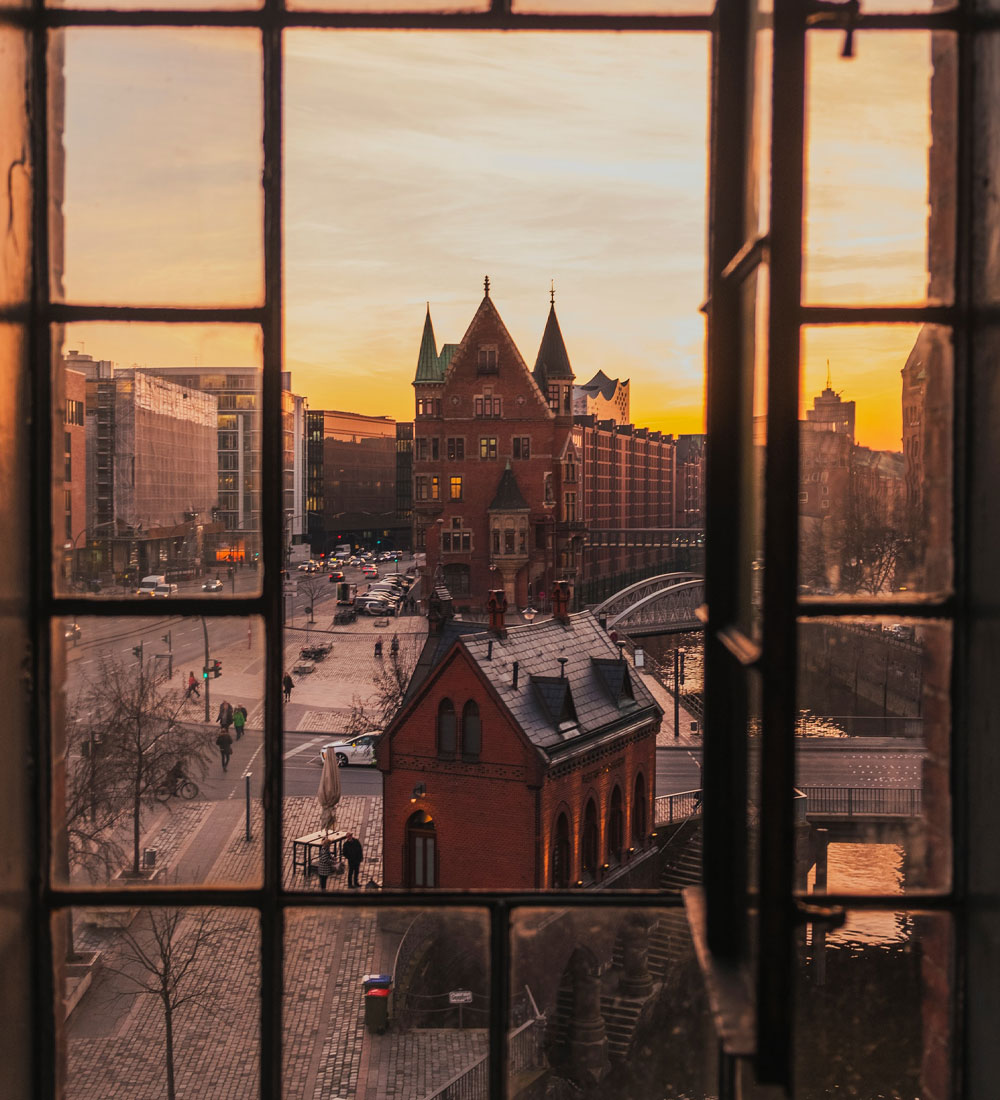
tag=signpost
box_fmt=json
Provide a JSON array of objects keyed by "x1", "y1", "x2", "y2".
[{"x1": 449, "y1": 989, "x2": 473, "y2": 1028}]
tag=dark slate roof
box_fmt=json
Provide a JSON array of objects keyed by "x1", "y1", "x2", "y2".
[
  {"x1": 402, "y1": 618, "x2": 490, "y2": 707},
  {"x1": 415, "y1": 306, "x2": 443, "y2": 383},
  {"x1": 591, "y1": 657, "x2": 635, "y2": 705},
  {"x1": 488, "y1": 462, "x2": 530, "y2": 512},
  {"x1": 460, "y1": 611, "x2": 661, "y2": 756},
  {"x1": 532, "y1": 303, "x2": 575, "y2": 389},
  {"x1": 578, "y1": 370, "x2": 619, "y2": 400}
]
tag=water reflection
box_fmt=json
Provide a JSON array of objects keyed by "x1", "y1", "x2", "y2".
[{"x1": 809, "y1": 842, "x2": 908, "y2": 944}]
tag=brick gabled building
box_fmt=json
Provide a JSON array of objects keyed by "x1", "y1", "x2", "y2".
[
  {"x1": 413, "y1": 281, "x2": 699, "y2": 612},
  {"x1": 378, "y1": 586, "x2": 661, "y2": 890}
]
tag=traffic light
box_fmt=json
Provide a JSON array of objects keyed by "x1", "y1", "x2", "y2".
[
  {"x1": 132, "y1": 643, "x2": 143, "y2": 660},
  {"x1": 212, "y1": 659, "x2": 223, "y2": 679},
  {"x1": 202, "y1": 665, "x2": 210, "y2": 680}
]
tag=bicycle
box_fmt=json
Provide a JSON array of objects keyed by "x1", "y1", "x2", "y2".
[{"x1": 153, "y1": 778, "x2": 199, "y2": 802}]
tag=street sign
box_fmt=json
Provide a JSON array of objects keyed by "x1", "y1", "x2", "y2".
[{"x1": 448, "y1": 990, "x2": 473, "y2": 1005}]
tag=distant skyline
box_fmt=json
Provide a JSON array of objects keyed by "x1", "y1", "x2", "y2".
[{"x1": 61, "y1": 29, "x2": 932, "y2": 452}]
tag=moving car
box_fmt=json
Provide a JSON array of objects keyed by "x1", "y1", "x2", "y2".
[
  {"x1": 327, "y1": 570, "x2": 345, "y2": 582},
  {"x1": 320, "y1": 733, "x2": 380, "y2": 767},
  {"x1": 361, "y1": 564, "x2": 379, "y2": 578},
  {"x1": 297, "y1": 560, "x2": 319, "y2": 573},
  {"x1": 137, "y1": 573, "x2": 167, "y2": 596},
  {"x1": 202, "y1": 578, "x2": 224, "y2": 592},
  {"x1": 151, "y1": 582, "x2": 178, "y2": 598}
]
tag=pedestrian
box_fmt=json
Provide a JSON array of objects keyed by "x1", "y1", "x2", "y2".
[
  {"x1": 390, "y1": 635, "x2": 399, "y2": 656},
  {"x1": 343, "y1": 831, "x2": 364, "y2": 889},
  {"x1": 216, "y1": 728, "x2": 233, "y2": 771},
  {"x1": 185, "y1": 671, "x2": 200, "y2": 700},
  {"x1": 282, "y1": 673, "x2": 294, "y2": 702},
  {"x1": 314, "y1": 837, "x2": 335, "y2": 890},
  {"x1": 374, "y1": 639, "x2": 383, "y2": 659},
  {"x1": 217, "y1": 699, "x2": 233, "y2": 732},
  {"x1": 233, "y1": 704, "x2": 246, "y2": 741}
]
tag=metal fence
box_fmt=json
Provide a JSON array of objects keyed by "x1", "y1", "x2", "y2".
[
  {"x1": 420, "y1": 1017, "x2": 542, "y2": 1100},
  {"x1": 799, "y1": 787, "x2": 923, "y2": 817},
  {"x1": 654, "y1": 789, "x2": 703, "y2": 825}
]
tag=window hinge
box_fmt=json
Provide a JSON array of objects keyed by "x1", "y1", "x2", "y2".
[{"x1": 806, "y1": 0, "x2": 860, "y2": 58}]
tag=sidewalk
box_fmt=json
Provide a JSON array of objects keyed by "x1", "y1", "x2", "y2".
[{"x1": 635, "y1": 668, "x2": 702, "y2": 750}]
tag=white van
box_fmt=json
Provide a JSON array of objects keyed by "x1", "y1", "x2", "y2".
[{"x1": 137, "y1": 574, "x2": 167, "y2": 596}]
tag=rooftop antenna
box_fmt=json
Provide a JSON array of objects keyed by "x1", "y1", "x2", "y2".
[{"x1": 826, "y1": 359, "x2": 832, "y2": 391}]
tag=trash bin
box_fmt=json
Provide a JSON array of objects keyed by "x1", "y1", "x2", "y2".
[
  {"x1": 362, "y1": 973, "x2": 392, "y2": 993},
  {"x1": 142, "y1": 847, "x2": 157, "y2": 869},
  {"x1": 364, "y1": 988, "x2": 390, "y2": 1033}
]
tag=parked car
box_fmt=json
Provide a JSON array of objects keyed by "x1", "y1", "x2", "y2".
[
  {"x1": 357, "y1": 598, "x2": 396, "y2": 616},
  {"x1": 320, "y1": 733, "x2": 380, "y2": 767},
  {"x1": 334, "y1": 607, "x2": 357, "y2": 624},
  {"x1": 151, "y1": 582, "x2": 178, "y2": 598},
  {"x1": 202, "y1": 578, "x2": 224, "y2": 592}
]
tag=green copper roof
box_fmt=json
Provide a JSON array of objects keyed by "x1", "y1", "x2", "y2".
[
  {"x1": 533, "y1": 302, "x2": 574, "y2": 389},
  {"x1": 415, "y1": 306, "x2": 443, "y2": 382},
  {"x1": 488, "y1": 461, "x2": 530, "y2": 512}
]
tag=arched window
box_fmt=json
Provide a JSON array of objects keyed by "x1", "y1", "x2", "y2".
[
  {"x1": 406, "y1": 810, "x2": 436, "y2": 888},
  {"x1": 552, "y1": 812, "x2": 570, "y2": 889},
  {"x1": 608, "y1": 785, "x2": 624, "y2": 863},
  {"x1": 461, "y1": 700, "x2": 481, "y2": 760},
  {"x1": 437, "y1": 698, "x2": 456, "y2": 757},
  {"x1": 581, "y1": 798, "x2": 598, "y2": 878},
  {"x1": 633, "y1": 773, "x2": 647, "y2": 846}
]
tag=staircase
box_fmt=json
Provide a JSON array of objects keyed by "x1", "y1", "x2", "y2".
[
  {"x1": 598, "y1": 993, "x2": 648, "y2": 1060},
  {"x1": 658, "y1": 816, "x2": 703, "y2": 891}
]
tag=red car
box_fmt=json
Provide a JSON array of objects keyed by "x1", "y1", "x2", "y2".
[{"x1": 328, "y1": 570, "x2": 345, "y2": 582}]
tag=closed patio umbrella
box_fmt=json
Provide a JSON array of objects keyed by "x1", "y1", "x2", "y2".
[{"x1": 317, "y1": 747, "x2": 342, "y2": 834}]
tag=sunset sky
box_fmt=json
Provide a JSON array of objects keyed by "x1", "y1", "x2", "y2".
[{"x1": 61, "y1": 27, "x2": 934, "y2": 452}]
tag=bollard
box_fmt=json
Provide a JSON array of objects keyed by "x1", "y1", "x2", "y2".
[{"x1": 244, "y1": 772, "x2": 252, "y2": 841}]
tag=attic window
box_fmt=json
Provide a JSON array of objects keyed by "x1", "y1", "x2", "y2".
[{"x1": 477, "y1": 345, "x2": 498, "y2": 374}]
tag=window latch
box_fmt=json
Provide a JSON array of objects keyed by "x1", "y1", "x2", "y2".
[
  {"x1": 807, "y1": 0, "x2": 860, "y2": 58},
  {"x1": 794, "y1": 898, "x2": 847, "y2": 930}
]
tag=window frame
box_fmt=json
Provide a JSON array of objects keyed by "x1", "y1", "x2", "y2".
[{"x1": 26, "y1": 0, "x2": 978, "y2": 1098}]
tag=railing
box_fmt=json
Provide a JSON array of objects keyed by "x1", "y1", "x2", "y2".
[
  {"x1": 800, "y1": 787, "x2": 923, "y2": 817},
  {"x1": 419, "y1": 1017, "x2": 542, "y2": 1100},
  {"x1": 654, "y1": 789, "x2": 702, "y2": 826}
]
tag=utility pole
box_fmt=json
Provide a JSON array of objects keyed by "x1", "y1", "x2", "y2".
[
  {"x1": 673, "y1": 649, "x2": 680, "y2": 740},
  {"x1": 201, "y1": 617, "x2": 211, "y2": 723}
]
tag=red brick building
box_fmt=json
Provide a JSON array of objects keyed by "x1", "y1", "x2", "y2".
[
  {"x1": 412, "y1": 282, "x2": 703, "y2": 611},
  {"x1": 378, "y1": 588, "x2": 661, "y2": 890}
]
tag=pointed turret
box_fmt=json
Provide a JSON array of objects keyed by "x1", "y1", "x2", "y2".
[
  {"x1": 415, "y1": 304, "x2": 444, "y2": 383},
  {"x1": 532, "y1": 299, "x2": 575, "y2": 392},
  {"x1": 489, "y1": 461, "x2": 530, "y2": 512}
]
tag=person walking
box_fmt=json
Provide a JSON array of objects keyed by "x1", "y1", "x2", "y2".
[
  {"x1": 314, "y1": 837, "x2": 335, "y2": 890},
  {"x1": 282, "y1": 673, "x2": 294, "y2": 702},
  {"x1": 343, "y1": 831, "x2": 363, "y2": 889},
  {"x1": 390, "y1": 635, "x2": 399, "y2": 657},
  {"x1": 233, "y1": 704, "x2": 247, "y2": 741},
  {"x1": 374, "y1": 639, "x2": 383, "y2": 659},
  {"x1": 217, "y1": 699, "x2": 233, "y2": 733},
  {"x1": 185, "y1": 671, "x2": 200, "y2": 700},
  {"x1": 216, "y1": 728, "x2": 233, "y2": 771}
]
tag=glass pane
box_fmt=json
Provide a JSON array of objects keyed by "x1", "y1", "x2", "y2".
[
  {"x1": 53, "y1": 325, "x2": 269, "y2": 598},
  {"x1": 54, "y1": 29, "x2": 263, "y2": 306},
  {"x1": 796, "y1": 616, "x2": 951, "y2": 892},
  {"x1": 283, "y1": 908, "x2": 488, "y2": 1099},
  {"x1": 290, "y1": 0, "x2": 486, "y2": 9},
  {"x1": 59, "y1": 906, "x2": 259, "y2": 1099},
  {"x1": 511, "y1": 906, "x2": 717, "y2": 1097},
  {"x1": 52, "y1": 615, "x2": 265, "y2": 887},
  {"x1": 50, "y1": 0, "x2": 256, "y2": 9},
  {"x1": 804, "y1": 31, "x2": 955, "y2": 306},
  {"x1": 799, "y1": 325, "x2": 952, "y2": 599},
  {"x1": 795, "y1": 911, "x2": 952, "y2": 1098},
  {"x1": 285, "y1": 32, "x2": 709, "y2": 447}
]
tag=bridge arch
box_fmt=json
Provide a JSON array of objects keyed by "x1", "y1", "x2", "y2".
[{"x1": 594, "y1": 573, "x2": 704, "y2": 636}]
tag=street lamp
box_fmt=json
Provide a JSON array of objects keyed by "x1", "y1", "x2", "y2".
[{"x1": 521, "y1": 606, "x2": 537, "y2": 624}]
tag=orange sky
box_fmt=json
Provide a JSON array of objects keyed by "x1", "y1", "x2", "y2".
[{"x1": 61, "y1": 28, "x2": 933, "y2": 453}]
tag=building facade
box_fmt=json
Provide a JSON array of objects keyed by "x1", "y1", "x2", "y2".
[
  {"x1": 62, "y1": 367, "x2": 87, "y2": 582},
  {"x1": 379, "y1": 592, "x2": 660, "y2": 890},
  {"x1": 412, "y1": 286, "x2": 702, "y2": 611}
]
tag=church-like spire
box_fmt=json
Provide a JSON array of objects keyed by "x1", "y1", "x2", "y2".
[
  {"x1": 533, "y1": 293, "x2": 574, "y2": 389},
  {"x1": 415, "y1": 304, "x2": 443, "y2": 382}
]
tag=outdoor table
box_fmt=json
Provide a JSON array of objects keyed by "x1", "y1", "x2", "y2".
[{"x1": 292, "y1": 829, "x2": 346, "y2": 876}]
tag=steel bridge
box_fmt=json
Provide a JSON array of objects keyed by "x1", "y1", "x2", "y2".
[{"x1": 593, "y1": 572, "x2": 705, "y2": 636}]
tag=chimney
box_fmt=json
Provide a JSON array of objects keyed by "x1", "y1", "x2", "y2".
[
  {"x1": 512, "y1": 661, "x2": 519, "y2": 690},
  {"x1": 551, "y1": 579, "x2": 571, "y2": 624},
  {"x1": 487, "y1": 589, "x2": 508, "y2": 638}
]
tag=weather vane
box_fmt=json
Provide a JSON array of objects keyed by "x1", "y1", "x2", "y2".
[
  {"x1": 550, "y1": 279, "x2": 555, "y2": 306},
  {"x1": 484, "y1": 275, "x2": 490, "y2": 297}
]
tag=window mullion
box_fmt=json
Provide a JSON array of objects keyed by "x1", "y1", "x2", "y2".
[{"x1": 757, "y1": 0, "x2": 806, "y2": 1088}]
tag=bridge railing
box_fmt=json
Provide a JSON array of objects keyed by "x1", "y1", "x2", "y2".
[
  {"x1": 418, "y1": 1017, "x2": 542, "y2": 1100},
  {"x1": 654, "y1": 789, "x2": 702, "y2": 825},
  {"x1": 800, "y1": 787, "x2": 923, "y2": 816}
]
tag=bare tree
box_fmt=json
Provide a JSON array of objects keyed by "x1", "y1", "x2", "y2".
[
  {"x1": 73, "y1": 654, "x2": 212, "y2": 876},
  {"x1": 102, "y1": 907, "x2": 240, "y2": 1100},
  {"x1": 838, "y1": 453, "x2": 909, "y2": 596},
  {"x1": 297, "y1": 573, "x2": 328, "y2": 623},
  {"x1": 346, "y1": 640, "x2": 419, "y2": 736}
]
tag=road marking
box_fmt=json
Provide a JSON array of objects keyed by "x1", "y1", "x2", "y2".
[{"x1": 285, "y1": 736, "x2": 327, "y2": 759}]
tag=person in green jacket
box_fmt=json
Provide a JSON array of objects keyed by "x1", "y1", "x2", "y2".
[{"x1": 233, "y1": 704, "x2": 247, "y2": 741}]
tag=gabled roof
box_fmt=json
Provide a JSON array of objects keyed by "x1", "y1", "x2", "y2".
[
  {"x1": 488, "y1": 461, "x2": 530, "y2": 512},
  {"x1": 591, "y1": 657, "x2": 635, "y2": 706},
  {"x1": 532, "y1": 302, "x2": 575, "y2": 389},
  {"x1": 531, "y1": 675, "x2": 578, "y2": 728},
  {"x1": 414, "y1": 306, "x2": 443, "y2": 383}
]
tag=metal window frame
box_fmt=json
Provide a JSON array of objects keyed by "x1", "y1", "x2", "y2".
[{"x1": 25, "y1": 0, "x2": 980, "y2": 1097}]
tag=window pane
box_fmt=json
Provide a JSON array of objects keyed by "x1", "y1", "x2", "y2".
[
  {"x1": 54, "y1": 29, "x2": 263, "y2": 306},
  {"x1": 796, "y1": 617, "x2": 951, "y2": 892},
  {"x1": 59, "y1": 907, "x2": 259, "y2": 1099},
  {"x1": 289, "y1": 0, "x2": 487, "y2": 11},
  {"x1": 284, "y1": 908, "x2": 488, "y2": 1098},
  {"x1": 804, "y1": 31, "x2": 955, "y2": 306},
  {"x1": 795, "y1": 911, "x2": 952, "y2": 1098},
  {"x1": 511, "y1": 906, "x2": 717, "y2": 1096},
  {"x1": 52, "y1": 615, "x2": 265, "y2": 887},
  {"x1": 53, "y1": 326, "x2": 269, "y2": 598},
  {"x1": 799, "y1": 325, "x2": 952, "y2": 600},
  {"x1": 515, "y1": 0, "x2": 713, "y2": 12}
]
